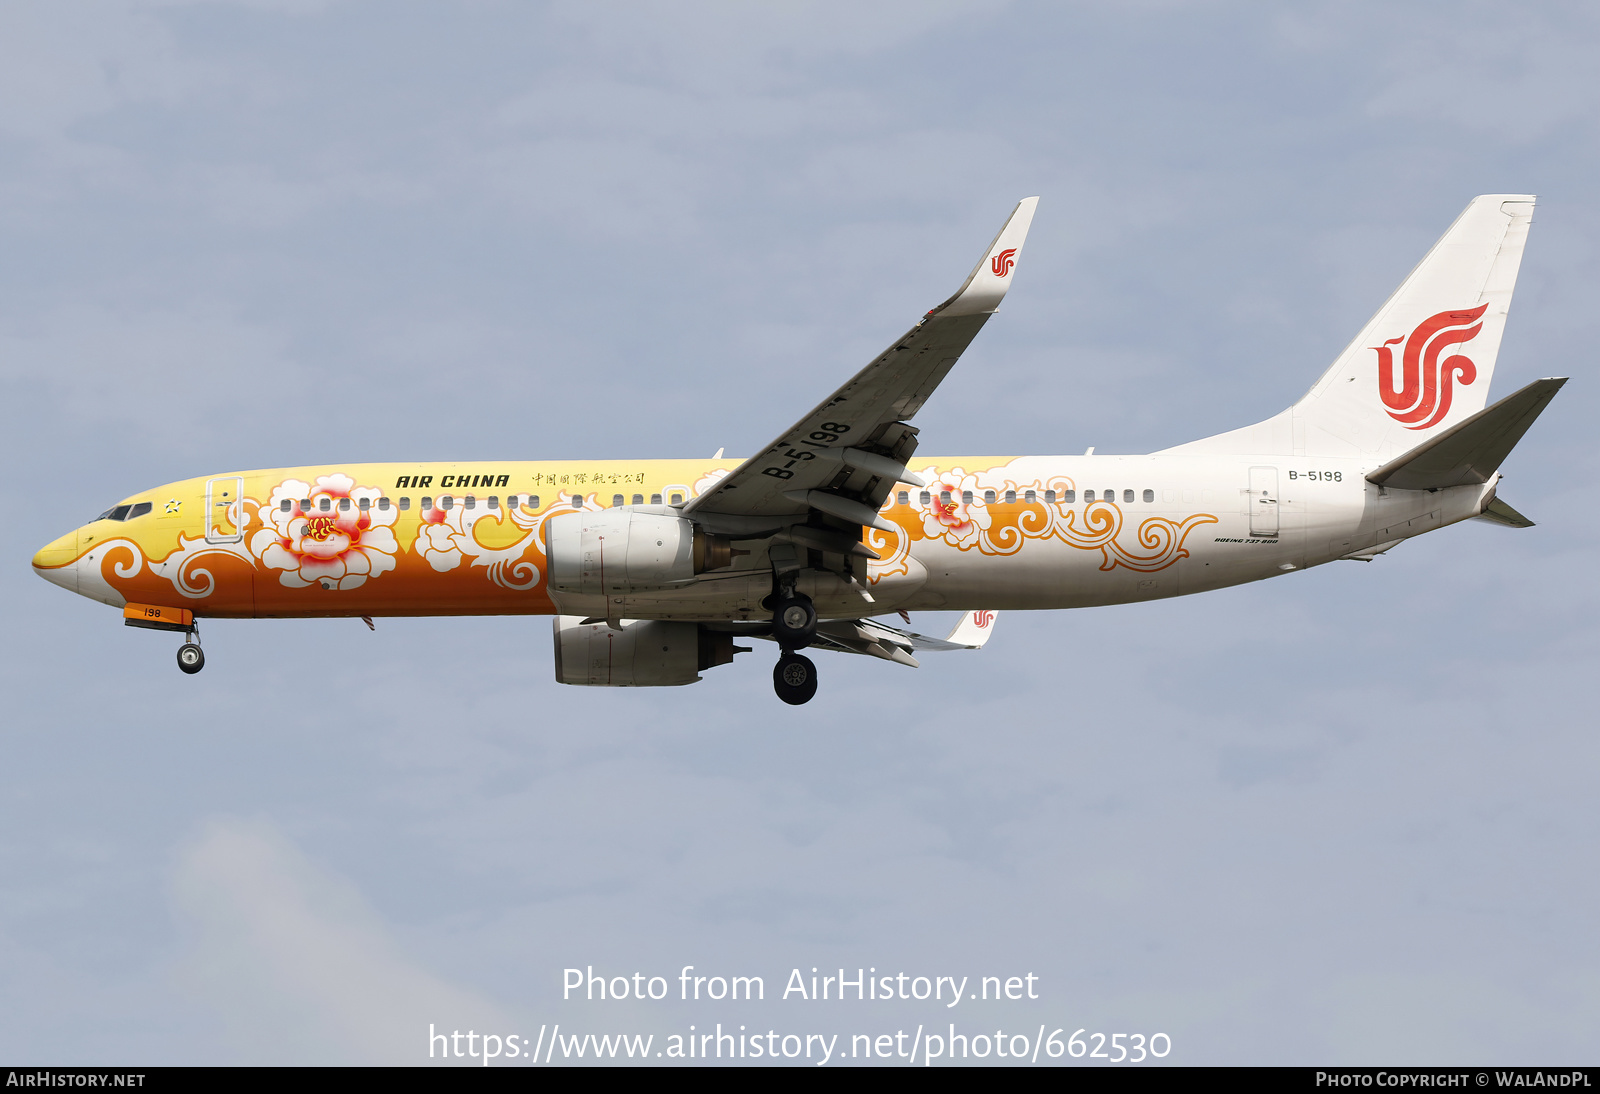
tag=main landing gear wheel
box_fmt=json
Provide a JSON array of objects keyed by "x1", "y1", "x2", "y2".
[
  {"x1": 770, "y1": 594, "x2": 817, "y2": 649},
  {"x1": 773, "y1": 652, "x2": 818, "y2": 706},
  {"x1": 177, "y1": 643, "x2": 205, "y2": 675}
]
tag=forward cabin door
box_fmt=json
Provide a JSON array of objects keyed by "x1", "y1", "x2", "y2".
[
  {"x1": 205, "y1": 477, "x2": 244, "y2": 544},
  {"x1": 1248, "y1": 466, "x2": 1279, "y2": 537}
]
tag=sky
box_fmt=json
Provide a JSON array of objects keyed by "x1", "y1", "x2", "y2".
[{"x1": 2, "y1": 0, "x2": 1598, "y2": 1066}]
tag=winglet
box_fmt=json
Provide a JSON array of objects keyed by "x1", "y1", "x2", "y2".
[
  {"x1": 944, "y1": 609, "x2": 1000, "y2": 648},
  {"x1": 935, "y1": 198, "x2": 1039, "y2": 317}
]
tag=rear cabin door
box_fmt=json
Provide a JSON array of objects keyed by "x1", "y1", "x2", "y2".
[
  {"x1": 1248, "y1": 466, "x2": 1279, "y2": 537},
  {"x1": 205, "y1": 477, "x2": 244, "y2": 544}
]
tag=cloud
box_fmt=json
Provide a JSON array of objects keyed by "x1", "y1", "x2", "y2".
[{"x1": 171, "y1": 817, "x2": 515, "y2": 1064}]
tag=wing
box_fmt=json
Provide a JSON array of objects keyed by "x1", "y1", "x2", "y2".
[{"x1": 683, "y1": 198, "x2": 1039, "y2": 532}]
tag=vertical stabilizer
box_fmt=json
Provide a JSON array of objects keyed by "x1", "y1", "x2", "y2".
[{"x1": 1164, "y1": 196, "x2": 1534, "y2": 460}]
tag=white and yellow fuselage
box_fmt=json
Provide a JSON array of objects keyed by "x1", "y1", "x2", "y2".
[{"x1": 31, "y1": 454, "x2": 1490, "y2": 623}]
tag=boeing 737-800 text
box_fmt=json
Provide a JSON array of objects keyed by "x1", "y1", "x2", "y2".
[{"x1": 32, "y1": 195, "x2": 1561, "y2": 704}]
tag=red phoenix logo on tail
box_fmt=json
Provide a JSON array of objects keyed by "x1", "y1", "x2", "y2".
[
  {"x1": 1373, "y1": 304, "x2": 1488, "y2": 430},
  {"x1": 990, "y1": 248, "x2": 1017, "y2": 278}
]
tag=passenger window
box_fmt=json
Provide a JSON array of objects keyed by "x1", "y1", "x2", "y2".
[
  {"x1": 301, "y1": 498, "x2": 311, "y2": 511},
  {"x1": 1063, "y1": 489, "x2": 1075, "y2": 503},
  {"x1": 613, "y1": 494, "x2": 625, "y2": 507},
  {"x1": 650, "y1": 493, "x2": 662, "y2": 505},
  {"x1": 940, "y1": 490, "x2": 952, "y2": 504},
  {"x1": 962, "y1": 490, "x2": 973, "y2": 504},
  {"x1": 441, "y1": 496, "x2": 455, "y2": 510},
  {"x1": 631, "y1": 494, "x2": 643, "y2": 505},
  {"x1": 1004, "y1": 489, "x2": 1015, "y2": 504},
  {"x1": 529, "y1": 495, "x2": 540, "y2": 509},
  {"x1": 128, "y1": 502, "x2": 152, "y2": 519},
  {"x1": 1143, "y1": 489, "x2": 1154, "y2": 503},
  {"x1": 1024, "y1": 489, "x2": 1035, "y2": 503},
  {"x1": 379, "y1": 498, "x2": 391, "y2": 511},
  {"x1": 670, "y1": 493, "x2": 683, "y2": 505},
  {"x1": 465, "y1": 496, "x2": 477, "y2": 509},
  {"x1": 338, "y1": 498, "x2": 351, "y2": 511},
  {"x1": 319, "y1": 498, "x2": 331, "y2": 512},
  {"x1": 279, "y1": 499, "x2": 292, "y2": 512},
  {"x1": 488, "y1": 496, "x2": 499, "y2": 509},
  {"x1": 1123, "y1": 489, "x2": 1134, "y2": 503},
  {"x1": 398, "y1": 497, "x2": 410, "y2": 511},
  {"x1": 572, "y1": 496, "x2": 583, "y2": 508},
  {"x1": 920, "y1": 490, "x2": 931, "y2": 506},
  {"x1": 358, "y1": 497, "x2": 370, "y2": 511},
  {"x1": 1044, "y1": 490, "x2": 1056, "y2": 504},
  {"x1": 421, "y1": 497, "x2": 432, "y2": 511},
  {"x1": 1084, "y1": 490, "x2": 1095, "y2": 502},
  {"x1": 897, "y1": 491, "x2": 909, "y2": 506},
  {"x1": 983, "y1": 489, "x2": 996, "y2": 504}
]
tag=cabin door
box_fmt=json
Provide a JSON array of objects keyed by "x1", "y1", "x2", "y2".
[
  {"x1": 205, "y1": 477, "x2": 245, "y2": 544},
  {"x1": 1248, "y1": 466, "x2": 1279, "y2": 537}
]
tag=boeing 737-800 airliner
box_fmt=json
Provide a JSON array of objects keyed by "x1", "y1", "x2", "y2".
[{"x1": 32, "y1": 195, "x2": 1561, "y2": 704}]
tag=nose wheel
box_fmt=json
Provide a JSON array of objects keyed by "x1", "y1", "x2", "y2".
[
  {"x1": 773, "y1": 651, "x2": 818, "y2": 705},
  {"x1": 177, "y1": 639, "x2": 205, "y2": 674}
]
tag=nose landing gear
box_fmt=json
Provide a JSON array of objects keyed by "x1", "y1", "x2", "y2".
[{"x1": 123, "y1": 605, "x2": 206, "y2": 674}]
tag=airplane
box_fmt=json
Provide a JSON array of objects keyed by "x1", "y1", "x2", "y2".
[{"x1": 32, "y1": 194, "x2": 1562, "y2": 705}]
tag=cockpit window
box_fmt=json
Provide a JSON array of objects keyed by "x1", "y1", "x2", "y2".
[
  {"x1": 127, "y1": 502, "x2": 152, "y2": 519},
  {"x1": 108, "y1": 504, "x2": 132, "y2": 521}
]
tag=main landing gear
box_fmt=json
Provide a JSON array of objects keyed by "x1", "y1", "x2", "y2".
[
  {"x1": 771, "y1": 594, "x2": 817, "y2": 648},
  {"x1": 773, "y1": 651, "x2": 818, "y2": 706},
  {"x1": 770, "y1": 591, "x2": 819, "y2": 705}
]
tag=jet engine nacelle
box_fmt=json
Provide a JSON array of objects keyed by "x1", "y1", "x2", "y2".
[
  {"x1": 543, "y1": 509, "x2": 732, "y2": 595},
  {"x1": 552, "y1": 616, "x2": 739, "y2": 687}
]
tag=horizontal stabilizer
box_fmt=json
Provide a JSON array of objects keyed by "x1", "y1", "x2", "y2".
[
  {"x1": 1367, "y1": 377, "x2": 1566, "y2": 490},
  {"x1": 1474, "y1": 496, "x2": 1535, "y2": 528}
]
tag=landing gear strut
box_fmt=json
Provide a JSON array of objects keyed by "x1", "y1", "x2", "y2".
[{"x1": 773, "y1": 651, "x2": 818, "y2": 706}]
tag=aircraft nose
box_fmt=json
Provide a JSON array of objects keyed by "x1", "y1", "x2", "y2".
[{"x1": 32, "y1": 529, "x2": 80, "y2": 593}]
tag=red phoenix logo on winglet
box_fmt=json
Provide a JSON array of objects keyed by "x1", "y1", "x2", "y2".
[
  {"x1": 972, "y1": 610, "x2": 994, "y2": 628},
  {"x1": 990, "y1": 249, "x2": 1017, "y2": 278},
  {"x1": 1373, "y1": 304, "x2": 1488, "y2": 430}
]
